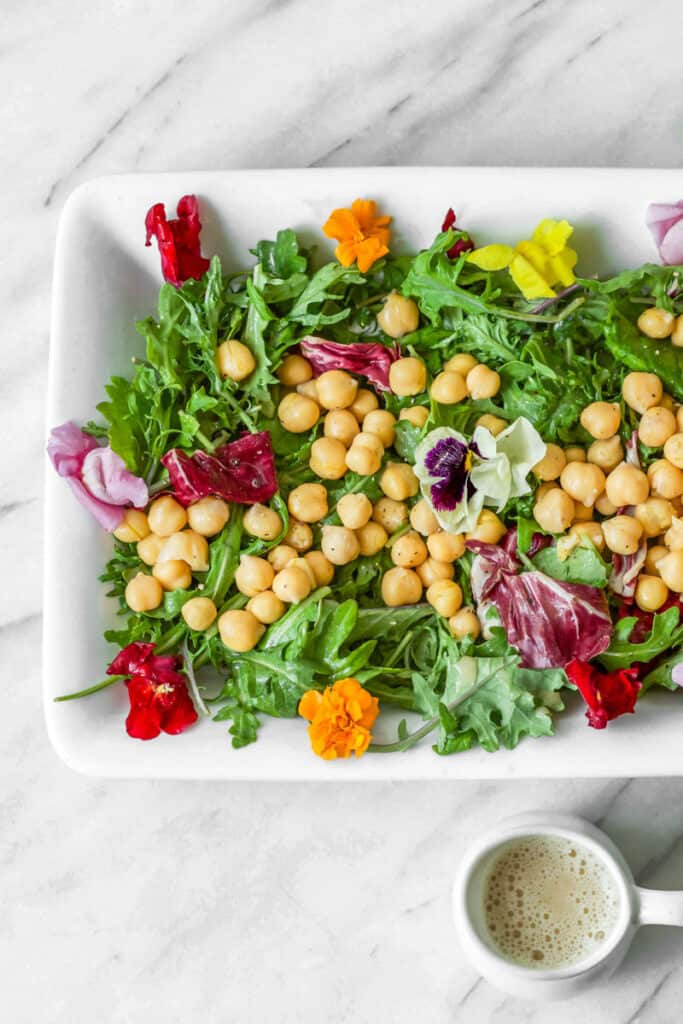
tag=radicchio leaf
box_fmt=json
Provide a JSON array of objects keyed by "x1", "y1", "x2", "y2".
[
  {"x1": 145, "y1": 194, "x2": 210, "y2": 287},
  {"x1": 299, "y1": 336, "x2": 399, "y2": 392},
  {"x1": 161, "y1": 431, "x2": 278, "y2": 506},
  {"x1": 609, "y1": 542, "x2": 647, "y2": 599},
  {"x1": 469, "y1": 533, "x2": 612, "y2": 669}
]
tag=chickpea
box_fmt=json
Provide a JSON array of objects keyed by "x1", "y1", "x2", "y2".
[
  {"x1": 243, "y1": 503, "x2": 283, "y2": 541},
  {"x1": 309, "y1": 436, "x2": 348, "y2": 480},
  {"x1": 605, "y1": 463, "x2": 650, "y2": 507},
  {"x1": 113, "y1": 508, "x2": 150, "y2": 543},
  {"x1": 268, "y1": 544, "x2": 298, "y2": 572},
  {"x1": 661, "y1": 393, "x2": 676, "y2": 411},
  {"x1": 247, "y1": 590, "x2": 286, "y2": 624},
  {"x1": 321, "y1": 525, "x2": 360, "y2": 566},
  {"x1": 416, "y1": 557, "x2": 454, "y2": 586},
  {"x1": 476, "y1": 413, "x2": 507, "y2": 437},
  {"x1": 137, "y1": 533, "x2": 165, "y2": 566},
  {"x1": 399, "y1": 406, "x2": 430, "y2": 428},
  {"x1": 587, "y1": 437, "x2": 624, "y2": 474},
  {"x1": 444, "y1": 352, "x2": 478, "y2": 376},
  {"x1": 657, "y1": 551, "x2": 683, "y2": 593},
  {"x1": 157, "y1": 530, "x2": 209, "y2": 571},
  {"x1": 448, "y1": 608, "x2": 481, "y2": 640},
  {"x1": 634, "y1": 498, "x2": 673, "y2": 538},
  {"x1": 216, "y1": 339, "x2": 256, "y2": 381},
  {"x1": 427, "y1": 530, "x2": 466, "y2": 561},
  {"x1": 380, "y1": 462, "x2": 419, "y2": 502},
  {"x1": 277, "y1": 354, "x2": 313, "y2": 387},
  {"x1": 272, "y1": 564, "x2": 312, "y2": 604},
  {"x1": 235, "y1": 554, "x2": 275, "y2": 597},
  {"x1": 672, "y1": 316, "x2": 683, "y2": 348},
  {"x1": 345, "y1": 433, "x2": 384, "y2": 476},
  {"x1": 572, "y1": 503, "x2": 594, "y2": 522},
  {"x1": 187, "y1": 497, "x2": 230, "y2": 537},
  {"x1": 316, "y1": 370, "x2": 358, "y2": 411},
  {"x1": 288, "y1": 483, "x2": 328, "y2": 523},
  {"x1": 278, "y1": 392, "x2": 320, "y2": 433},
  {"x1": 430, "y1": 370, "x2": 468, "y2": 405},
  {"x1": 410, "y1": 499, "x2": 440, "y2": 536},
  {"x1": 637, "y1": 307, "x2": 675, "y2": 339},
  {"x1": 569, "y1": 521, "x2": 605, "y2": 551},
  {"x1": 148, "y1": 496, "x2": 187, "y2": 537},
  {"x1": 389, "y1": 357, "x2": 427, "y2": 397},
  {"x1": 535, "y1": 482, "x2": 559, "y2": 503},
  {"x1": 665, "y1": 518, "x2": 683, "y2": 551},
  {"x1": 639, "y1": 407, "x2": 677, "y2": 448},
  {"x1": 466, "y1": 364, "x2": 501, "y2": 400},
  {"x1": 648, "y1": 459, "x2": 683, "y2": 499},
  {"x1": 466, "y1": 509, "x2": 507, "y2": 544},
  {"x1": 560, "y1": 462, "x2": 606, "y2": 507},
  {"x1": 580, "y1": 402, "x2": 621, "y2": 440},
  {"x1": 622, "y1": 372, "x2": 663, "y2": 414},
  {"x1": 602, "y1": 515, "x2": 644, "y2": 555},
  {"x1": 303, "y1": 550, "x2": 335, "y2": 586},
  {"x1": 595, "y1": 492, "x2": 618, "y2": 516},
  {"x1": 391, "y1": 530, "x2": 428, "y2": 568},
  {"x1": 296, "y1": 379, "x2": 320, "y2": 402},
  {"x1": 533, "y1": 443, "x2": 566, "y2": 482},
  {"x1": 356, "y1": 521, "x2": 388, "y2": 556},
  {"x1": 533, "y1": 489, "x2": 575, "y2": 533},
  {"x1": 425, "y1": 580, "x2": 461, "y2": 618},
  {"x1": 152, "y1": 559, "x2": 192, "y2": 591},
  {"x1": 218, "y1": 609, "x2": 264, "y2": 652},
  {"x1": 635, "y1": 574, "x2": 669, "y2": 612},
  {"x1": 337, "y1": 492, "x2": 373, "y2": 530},
  {"x1": 381, "y1": 567, "x2": 423, "y2": 607},
  {"x1": 664, "y1": 433, "x2": 683, "y2": 469},
  {"x1": 124, "y1": 572, "x2": 163, "y2": 612},
  {"x1": 376, "y1": 291, "x2": 420, "y2": 338},
  {"x1": 284, "y1": 519, "x2": 313, "y2": 552},
  {"x1": 181, "y1": 596, "x2": 218, "y2": 631},
  {"x1": 565, "y1": 446, "x2": 587, "y2": 463},
  {"x1": 373, "y1": 497, "x2": 408, "y2": 534},
  {"x1": 362, "y1": 409, "x2": 396, "y2": 448},
  {"x1": 324, "y1": 409, "x2": 359, "y2": 448},
  {"x1": 646, "y1": 544, "x2": 668, "y2": 575},
  {"x1": 349, "y1": 388, "x2": 379, "y2": 422}
]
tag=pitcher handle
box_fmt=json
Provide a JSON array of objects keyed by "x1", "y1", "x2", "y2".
[{"x1": 637, "y1": 887, "x2": 683, "y2": 928}]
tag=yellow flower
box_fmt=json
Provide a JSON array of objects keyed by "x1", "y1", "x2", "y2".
[
  {"x1": 298, "y1": 677, "x2": 379, "y2": 759},
  {"x1": 322, "y1": 199, "x2": 392, "y2": 273},
  {"x1": 466, "y1": 218, "x2": 578, "y2": 300}
]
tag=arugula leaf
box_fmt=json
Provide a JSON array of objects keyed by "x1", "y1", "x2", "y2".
[
  {"x1": 252, "y1": 228, "x2": 308, "y2": 279},
  {"x1": 288, "y1": 264, "x2": 365, "y2": 327},
  {"x1": 598, "y1": 607, "x2": 683, "y2": 672}
]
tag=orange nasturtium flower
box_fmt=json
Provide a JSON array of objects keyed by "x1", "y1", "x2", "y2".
[
  {"x1": 299, "y1": 678, "x2": 380, "y2": 760},
  {"x1": 466, "y1": 218, "x2": 578, "y2": 300},
  {"x1": 322, "y1": 199, "x2": 392, "y2": 273}
]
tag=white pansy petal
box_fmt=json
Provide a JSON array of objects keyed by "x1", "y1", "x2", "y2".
[
  {"x1": 495, "y1": 417, "x2": 547, "y2": 496},
  {"x1": 471, "y1": 425, "x2": 497, "y2": 459},
  {"x1": 435, "y1": 489, "x2": 484, "y2": 533},
  {"x1": 471, "y1": 453, "x2": 512, "y2": 508}
]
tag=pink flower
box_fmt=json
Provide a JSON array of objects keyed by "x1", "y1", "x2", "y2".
[
  {"x1": 145, "y1": 194, "x2": 210, "y2": 286},
  {"x1": 47, "y1": 422, "x2": 148, "y2": 531},
  {"x1": 646, "y1": 201, "x2": 683, "y2": 265}
]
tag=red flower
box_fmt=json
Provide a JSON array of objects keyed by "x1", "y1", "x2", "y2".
[
  {"x1": 161, "y1": 430, "x2": 278, "y2": 507},
  {"x1": 145, "y1": 194, "x2": 210, "y2": 287},
  {"x1": 565, "y1": 659, "x2": 641, "y2": 730},
  {"x1": 107, "y1": 642, "x2": 198, "y2": 740},
  {"x1": 441, "y1": 208, "x2": 475, "y2": 259}
]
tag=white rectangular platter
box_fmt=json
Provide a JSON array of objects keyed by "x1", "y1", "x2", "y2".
[{"x1": 44, "y1": 167, "x2": 683, "y2": 779}]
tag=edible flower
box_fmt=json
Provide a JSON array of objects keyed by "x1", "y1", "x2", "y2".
[
  {"x1": 145, "y1": 194, "x2": 210, "y2": 287},
  {"x1": 322, "y1": 199, "x2": 391, "y2": 273},
  {"x1": 299, "y1": 678, "x2": 379, "y2": 759},
  {"x1": 107, "y1": 642, "x2": 198, "y2": 740},
  {"x1": 466, "y1": 218, "x2": 578, "y2": 300},
  {"x1": 161, "y1": 431, "x2": 278, "y2": 506},
  {"x1": 414, "y1": 417, "x2": 546, "y2": 533},
  {"x1": 646, "y1": 201, "x2": 683, "y2": 265},
  {"x1": 565, "y1": 659, "x2": 640, "y2": 730},
  {"x1": 300, "y1": 335, "x2": 399, "y2": 392},
  {"x1": 47, "y1": 422, "x2": 148, "y2": 531},
  {"x1": 441, "y1": 208, "x2": 475, "y2": 259}
]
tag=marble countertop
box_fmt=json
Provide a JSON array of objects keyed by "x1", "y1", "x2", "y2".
[{"x1": 4, "y1": 0, "x2": 683, "y2": 1020}]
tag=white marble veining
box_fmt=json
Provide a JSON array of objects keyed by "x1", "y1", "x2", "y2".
[{"x1": 3, "y1": 0, "x2": 683, "y2": 1020}]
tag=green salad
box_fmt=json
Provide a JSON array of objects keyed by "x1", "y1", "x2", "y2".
[{"x1": 48, "y1": 194, "x2": 683, "y2": 759}]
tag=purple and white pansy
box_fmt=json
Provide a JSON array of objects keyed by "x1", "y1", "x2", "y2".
[{"x1": 414, "y1": 417, "x2": 546, "y2": 533}]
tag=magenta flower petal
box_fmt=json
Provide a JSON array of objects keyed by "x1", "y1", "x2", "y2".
[
  {"x1": 671, "y1": 663, "x2": 683, "y2": 688},
  {"x1": 660, "y1": 217, "x2": 683, "y2": 265},
  {"x1": 646, "y1": 201, "x2": 683, "y2": 265},
  {"x1": 47, "y1": 421, "x2": 99, "y2": 476},
  {"x1": 81, "y1": 447, "x2": 148, "y2": 507}
]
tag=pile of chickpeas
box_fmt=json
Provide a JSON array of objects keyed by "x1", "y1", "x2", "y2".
[{"x1": 531, "y1": 306, "x2": 683, "y2": 613}]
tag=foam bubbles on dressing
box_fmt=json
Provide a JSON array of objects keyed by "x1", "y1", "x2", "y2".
[{"x1": 484, "y1": 835, "x2": 621, "y2": 969}]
